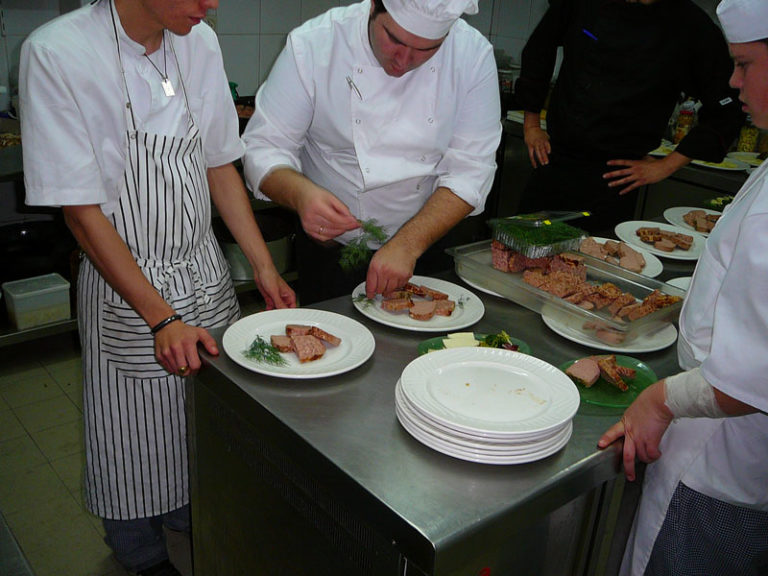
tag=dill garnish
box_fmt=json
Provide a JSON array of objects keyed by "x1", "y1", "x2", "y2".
[
  {"x1": 352, "y1": 293, "x2": 375, "y2": 309},
  {"x1": 339, "y1": 219, "x2": 389, "y2": 272},
  {"x1": 243, "y1": 335, "x2": 288, "y2": 366},
  {"x1": 490, "y1": 219, "x2": 584, "y2": 247},
  {"x1": 457, "y1": 295, "x2": 469, "y2": 309}
]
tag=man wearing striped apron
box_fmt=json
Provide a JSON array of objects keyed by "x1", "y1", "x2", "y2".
[{"x1": 20, "y1": 1, "x2": 296, "y2": 574}]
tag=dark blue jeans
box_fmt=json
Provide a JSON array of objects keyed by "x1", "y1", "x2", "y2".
[{"x1": 102, "y1": 504, "x2": 190, "y2": 572}]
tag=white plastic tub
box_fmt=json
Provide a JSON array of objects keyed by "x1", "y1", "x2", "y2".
[{"x1": 2, "y1": 273, "x2": 71, "y2": 330}]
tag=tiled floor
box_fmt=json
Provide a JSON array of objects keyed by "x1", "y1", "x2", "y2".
[{"x1": 0, "y1": 292, "x2": 266, "y2": 576}]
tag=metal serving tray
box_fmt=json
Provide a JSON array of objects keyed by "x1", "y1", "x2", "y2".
[{"x1": 447, "y1": 241, "x2": 686, "y2": 341}]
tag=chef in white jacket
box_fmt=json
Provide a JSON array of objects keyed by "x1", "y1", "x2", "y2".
[
  {"x1": 242, "y1": 0, "x2": 501, "y2": 304},
  {"x1": 598, "y1": 2, "x2": 768, "y2": 573}
]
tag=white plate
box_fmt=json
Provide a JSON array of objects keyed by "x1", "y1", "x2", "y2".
[
  {"x1": 667, "y1": 276, "x2": 691, "y2": 291},
  {"x1": 662, "y1": 206, "x2": 721, "y2": 237},
  {"x1": 399, "y1": 348, "x2": 580, "y2": 437},
  {"x1": 691, "y1": 158, "x2": 749, "y2": 172},
  {"x1": 727, "y1": 151, "x2": 763, "y2": 167},
  {"x1": 351, "y1": 275, "x2": 484, "y2": 333},
  {"x1": 615, "y1": 220, "x2": 705, "y2": 261},
  {"x1": 541, "y1": 311, "x2": 677, "y2": 354},
  {"x1": 588, "y1": 236, "x2": 663, "y2": 278},
  {"x1": 222, "y1": 309, "x2": 375, "y2": 379},
  {"x1": 397, "y1": 396, "x2": 572, "y2": 465},
  {"x1": 648, "y1": 141, "x2": 676, "y2": 157}
]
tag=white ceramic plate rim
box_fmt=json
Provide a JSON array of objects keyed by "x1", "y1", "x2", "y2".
[
  {"x1": 662, "y1": 206, "x2": 721, "y2": 237},
  {"x1": 588, "y1": 236, "x2": 663, "y2": 278},
  {"x1": 614, "y1": 220, "x2": 705, "y2": 261},
  {"x1": 691, "y1": 158, "x2": 749, "y2": 171},
  {"x1": 399, "y1": 347, "x2": 580, "y2": 435},
  {"x1": 397, "y1": 404, "x2": 573, "y2": 464},
  {"x1": 666, "y1": 276, "x2": 692, "y2": 291},
  {"x1": 222, "y1": 309, "x2": 375, "y2": 379},
  {"x1": 541, "y1": 311, "x2": 677, "y2": 354},
  {"x1": 351, "y1": 275, "x2": 484, "y2": 332}
]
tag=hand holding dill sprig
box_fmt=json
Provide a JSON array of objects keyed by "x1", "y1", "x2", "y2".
[
  {"x1": 339, "y1": 218, "x2": 389, "y2": 272},
  {"x1": 243, "y1": 335, "x2": 288, "y2": 366}
]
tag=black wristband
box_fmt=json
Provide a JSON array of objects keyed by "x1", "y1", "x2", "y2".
[{"x1": 151, "y1": 314, "x2": 182, "y2": 334}]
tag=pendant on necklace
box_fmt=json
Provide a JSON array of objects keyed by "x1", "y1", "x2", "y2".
[{"x1": 162, "y1": 77, "x2": 175, "y2": 97}]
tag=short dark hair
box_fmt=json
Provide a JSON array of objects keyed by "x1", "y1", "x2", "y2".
[{"x1": 372, "y1": 0, "x2": 387, "y2": 17}]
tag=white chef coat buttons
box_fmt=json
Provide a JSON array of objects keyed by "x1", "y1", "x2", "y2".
[
  {"x1": 355, "y1": 119, "x2": 361, "y2": 124},
  {"x1": 430, "y1": 66, "x2": 436, "y2": 73},
  {"x1": 357, "y1": 68, "x2": 363, "y2": 74},
  {"x1": 420, "y1": 155, "x2": 426, "y2": 161},
  {"x1": 427, "y1": 117, "x2": 434, "y2": 124},
  {"x1": 365, "y1": 167, "x2": 370, "y2": 173}
]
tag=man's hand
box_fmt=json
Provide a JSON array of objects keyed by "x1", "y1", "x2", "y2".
[
  {"x1": 597, "y1": 380, "x2": 674, "y2": 481},
  {"x1": 253, "y1": 265, "x2": 297, "y2": 310},
  {"x1": 154, "y1": 320, "x2": 219, "y2": 376},
  {"x1": 524, "y1": 125, "x2": 552, "y2": 168},
  {"x1": 296, "y1": 186, "x2": 360, "y2": 242},
  {"x1": 364, "y1": 239, "x2": 419, "y2": 298},
  {"x1": 605, "y1": 151, "x2": 691, "y2": 195}
]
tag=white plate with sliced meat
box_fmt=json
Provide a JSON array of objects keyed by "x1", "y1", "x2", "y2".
[
  {"x1": 614, "y1": 220, "x2": 705, "y2": 261},
  {"x1": 351, "y1": 275, "x2": 484, "y2": 332},
  {"x1": 662, "y1": 206, "x2": 721, "y2": 236},
  {"x1": 581, "y1": 237, "x2": 663, "y2": 278},
  {"x1": 222, "y1": 308, "x2": 375, "y2": 379},
  {"x1": 541, "y1": 311, "x2": 678, "y2": 354}
]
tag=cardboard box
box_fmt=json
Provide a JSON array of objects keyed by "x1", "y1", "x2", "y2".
[{"x1": 2, "y1": 273, "x2": 71, "y2": 330}]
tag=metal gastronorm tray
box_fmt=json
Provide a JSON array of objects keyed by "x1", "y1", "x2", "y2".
[{"x1": 448, "y1": 240, "x2": 686, "y2": 340}]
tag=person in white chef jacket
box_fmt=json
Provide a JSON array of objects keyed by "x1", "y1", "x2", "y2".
[
  {"x1": 242, "y1": 0, "x2": 502, "y2": 304},
  {"x1": 19, "y1": 0, "x2": 296, "y2": 574},
  {"x1": 598, "y1": 2, "x2": 768, "y2": 573}
]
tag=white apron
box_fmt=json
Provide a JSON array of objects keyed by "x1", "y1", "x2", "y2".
[
  {"x1": 620, "y1": 162, "x2": 768, "y2": 574},
  {"x1": 79, "y1": 21, "x2": 239, "y2": 519}
]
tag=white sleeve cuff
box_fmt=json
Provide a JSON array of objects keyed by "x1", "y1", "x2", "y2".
[{"x1": 664, "y1": 367, "x2": 728, "y2": 419}]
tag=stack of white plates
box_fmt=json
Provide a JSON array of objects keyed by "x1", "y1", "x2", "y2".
[{"x1": 395, "y1": 348, "x2": 580, "y2": 465}]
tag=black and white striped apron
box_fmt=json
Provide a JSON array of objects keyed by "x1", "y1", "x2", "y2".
[{"x1": 79, "y1": 23, "x2": 239, "y2": 519}]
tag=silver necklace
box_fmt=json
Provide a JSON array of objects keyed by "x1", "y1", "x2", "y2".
[{"x1": 144, "y1": 32, "x2": 175, "y2": 97}]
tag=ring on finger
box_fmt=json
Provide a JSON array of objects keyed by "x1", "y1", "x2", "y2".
[
  {"x1": 319, "y1": 225, "x2": 325, "y2": 234},
  {"x1": 178, "y1": 365, "x2": 189, "y2": 376}
]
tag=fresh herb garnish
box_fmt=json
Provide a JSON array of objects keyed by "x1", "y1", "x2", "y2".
[
  {"x1": 480, "y1": 330, "x2": 519, "y2": 351},
  {"x1": 457, "y1": 295, "x2": 469, "y2": 309},
  {"x1": 339, "y1": 219, "x2": 389, "y2": 272},
  {"x1": 243, "y1": 335, "x2": 288, "y2": 366},
  {"x1": 352, "y1": 293, "x2": 375, "y2": 309},
  {"x1": 490, "y1": 218, "x2": 584, "y2": 247}
]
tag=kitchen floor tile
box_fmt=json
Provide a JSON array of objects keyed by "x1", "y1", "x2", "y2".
[
  {"x1": 0, "y1": 408, "x2": 26, "y2": 441},
  {"x1": 31, "y1": 419, "x2": 84, "y2": 461},
  {"x1": 14, "y1": 395, "x2": 81, "y2": 433},
  {"x1": 0, "y1": 435, "x2": 48, "y2": 478},
  {"x1": 0, "y1": 394, "x2": 9, "y2": 411},
  {"x1": 0, "y1": 369, "x2": 63, "y2": 408},
  {"x1": 50, "y1": 451, "x2": 86, "y2": 500},
  {"x1": 0, "y1": 461, "x2": 72, "y2": 517}
]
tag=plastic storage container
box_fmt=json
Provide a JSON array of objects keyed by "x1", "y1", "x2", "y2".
[{"x1": 2, "y1": 273, "x2": 71, "y2": 330}]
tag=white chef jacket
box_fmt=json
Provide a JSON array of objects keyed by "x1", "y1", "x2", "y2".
[
  {"x1": 621, "y1": 161, "x2": 768, "y2": 575},
  {"x1": 241, "y1": 0, "x2": 501, "y2": 247},
  {"x1": 20, "y1": 0, "x2": 243, "y2": 216}
]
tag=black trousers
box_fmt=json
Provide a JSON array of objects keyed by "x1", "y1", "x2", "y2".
[{"x1": 517, "y1": 151, "x2": 640, "y2": 237}]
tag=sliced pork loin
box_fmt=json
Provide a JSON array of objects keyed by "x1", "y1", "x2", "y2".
[
  {"x1": 409, "y1": 300, "x2": 437, "y2": 321},
  {"x1": 594, "y1": 355, "x2": 629, "y2": 391},
  {"x1": 285, "y1": 324, "x2": 312, "y2": 336},
  {"x1": 290, "y1": 334, "x2": 326, "y2": 363},
  {"x1": 270, "y1": 335, "x2": 294, "y2": 353},
  {"x1": 566, "y1": 357, "x2": 601, "y2": 387},
  {"x1": 435, "y1": 299, "x2": 456, "y2": 316},
  {"x1": 381, "y1": 297, "x2": 412, "y2": 312},
  {"x1": 309, "y1": 326, "x2": 341, "y2": 347}
]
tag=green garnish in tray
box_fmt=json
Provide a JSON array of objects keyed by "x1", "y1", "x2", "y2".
[
  {"x1": 339, "y1": 218, "x2": 389, "y2": 272},
  {"x1": 243, "y1": 335, "x2": 288, "y2": 366},
  {"x1": 490, "y1": 218, "x2": 585, "y2": 246},
  {"x1": 704, "y1": 195, "x2": 733, "y2": 210},
  {"x1": 352, "y1": 293, "x2": 375, "y2": 309},
  {"x1": 480, "y1": 330, "x2": 519, "y2": 350}
]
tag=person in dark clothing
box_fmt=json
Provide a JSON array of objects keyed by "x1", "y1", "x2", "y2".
[{"x1": 514, "y1": 0, "x2": 744, "y2": 235}]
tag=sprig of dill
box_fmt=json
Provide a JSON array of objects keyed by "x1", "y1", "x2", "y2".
[
  {"x1": 490, "y1": 218, "x2": 584, "y2": 246},
  {"x1": 339, "y1": 219, "x2": 389, "y2": 272},
  {"x1": 243, "y1": 335, "x2": 288, "y2": 366},
  {"x1": 352, "y1": 293, "x2": 375, "y2": 309}
]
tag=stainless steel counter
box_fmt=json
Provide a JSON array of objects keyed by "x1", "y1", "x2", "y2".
[{"x1": 188, "y1": 267, "x2": 691, "y2": 575}]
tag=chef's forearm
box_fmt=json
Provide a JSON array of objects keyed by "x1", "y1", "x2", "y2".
[
  {"x1": 258, "y1": 167, "x2": 317, "y2": 213},
  {"x1": 208, "y1": 164, "x2": 275, "y2": 276},
  {"x1": 62, "y1": 205, "x2": 175, "y2": 328},
  {"x1": 387, "y1": 187, "x2": 473, "y2": 257}
]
